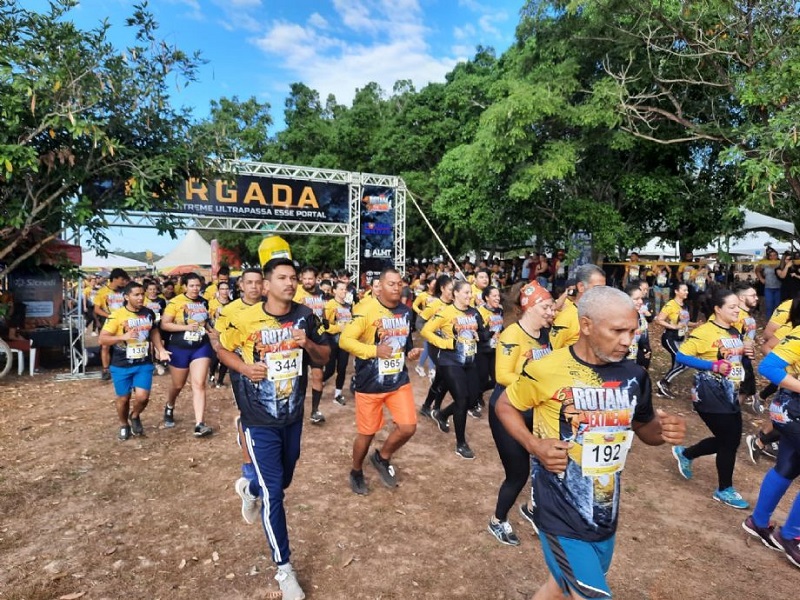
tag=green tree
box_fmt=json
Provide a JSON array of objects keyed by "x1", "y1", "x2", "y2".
[
  {"x1": 191, "y1": 95, "x2": 273, "y2": 161},
  {"x1": 0, "y1": 0, "x2": 213, "y2": 279},
  {"x1": 594, "y1": 0, "x2": 800, "y2": 229}
]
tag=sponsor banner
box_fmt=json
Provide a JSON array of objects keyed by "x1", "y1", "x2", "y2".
[
  {"x1": 178, "y1": 176, "x2": 350, "y2": 223},
  {"x1": 360, "y1": 186, "x2": 396, "y2": 285},
  {"x1": 8, "y1": 268, "x2": 63, "y2": 328}
]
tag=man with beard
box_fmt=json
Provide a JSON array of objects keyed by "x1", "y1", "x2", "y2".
[
  {"x1": 495, "y1": 286, "x2": 685, "y2": 599},
  {"x1": 294, "y1": 266, "x2": 327, "y2": 424}
]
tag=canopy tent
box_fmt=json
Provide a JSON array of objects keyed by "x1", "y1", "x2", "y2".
[
  {"x1": 695, "y1": 231, "x2": 793, "y2": 257},
  {"x1": 741, "y1": 209, "x2": 796, "y2": 236},
  {"x1": 81, "y1": 249, "x2": 148, "y2": 270},
  {"x1": 632, "y1": 209, "x2": 795, "y2": 258},
  {"x1": 154, "y1": 230, "x2": 212, "y2": 270}
]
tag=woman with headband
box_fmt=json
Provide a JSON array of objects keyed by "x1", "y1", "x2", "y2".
[{"x1": 487, "y1": 282, "x2": 555, "y2": 545}]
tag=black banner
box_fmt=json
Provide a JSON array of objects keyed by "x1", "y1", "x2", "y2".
[
  {"x1": 178, "y1": 176, "x2": 350, "y2": 223},
  {"x1": 359, "y1": 186, "x2": 396, "y2": 284}
]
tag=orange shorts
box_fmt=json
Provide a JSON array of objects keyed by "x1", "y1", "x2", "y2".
[{"x1": 354, "y1": 383, "x2": 417, "y2": 435}]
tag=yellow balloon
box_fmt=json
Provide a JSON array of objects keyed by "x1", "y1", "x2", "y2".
[{"x1": 258, "y1": 236, "x2": 292, "y2": 266}]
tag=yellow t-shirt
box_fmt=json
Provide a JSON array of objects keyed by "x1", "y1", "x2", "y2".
[
  {"x1": 94, "y1": 284, "x2": 125, "y2": 316},
  {"x1": 294, "y1": 286, "x2": 325, "y2": 319},
  {"x1": 551, "y1": 299, "x2": 579, "y2": 349},
  {"x1": 163, "y1": 294, "x2": 210, "y2": 348},
  {"x1": 102, "y1": 305, "x2": 156, "y2": 366},
  {"x1": 658, "y1": 299, "x2": 690, "y2": 337},
  {"x1": 769, "y1": 299, "x2": 792, "y2": 328},
  {"x1": 495, "y1": 322, "x2": 551, "y2": 388},
  {"x1": 324, "y1": 299, "x2": 353, "y2": 336},
  {"x1": 505, "y1": 346, "x2": 653, "y2": 541}
]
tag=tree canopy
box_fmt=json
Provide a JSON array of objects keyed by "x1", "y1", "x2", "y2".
[{"x1": 3, "y1": 0, "x2": 796, "y2": 276}]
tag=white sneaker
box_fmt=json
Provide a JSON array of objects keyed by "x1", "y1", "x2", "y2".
[
  {"x1": 414, "y1": 365, "x2": 426, "y2": 377},
  {"x1": 428, "y1": 368, "x2": 436, "y2": 381},
  {"x1": 275, "y1": 564, "x2": 305, "y2": 600},
  {"x1": 234, "y1": 477, "x2": 260, "y2": 525}
]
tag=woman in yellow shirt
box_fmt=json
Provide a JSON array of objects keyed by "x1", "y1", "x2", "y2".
[
  {"x1": 671, "y1": 288, "x2": 754, "y2": 509},
  {"x1": 654, "y1": 282, "x2": 692, "y2": 398},
  {"x1": 487, "y1": 282, "x2": 555, "y2": 546},
  {"x1": 421, "y1": 280, "x2": 486, "y2": 459},
  {"x1": 418, "y1": 275, "x2": 454, "y2": 416},
  {"x1": 412, "y1": 276, "x2": 437, "y2": 378}
]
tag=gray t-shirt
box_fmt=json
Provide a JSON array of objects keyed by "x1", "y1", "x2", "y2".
[{"x1": 763, "y1": 265, "x2": 780, "y2": 289}]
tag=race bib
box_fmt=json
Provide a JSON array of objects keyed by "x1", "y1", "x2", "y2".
[
  {"x1": 266, "y1": 349, "x2": 303, "y2": 382},
  {"x1": 126, "y1": 341, "x2": 148, "y2": 361},
  {"x1": 581, "y1": 430, "x2": 634, "y2": 477},
  {"x1": 656, "y1": 274, "x2": 667, "y2": 286},
  {"x1": 459, "y1": 339, "x2": 477, "y2": 357},
  {"x1": 184, "y1": 330, "x2": 203, "y2": 343},
  {"x1": 378, "y1": 352, "x2": 404, "y2": 376},
  {"x1": 728, "y1": 362, "x2": 744, "y2": 383}
]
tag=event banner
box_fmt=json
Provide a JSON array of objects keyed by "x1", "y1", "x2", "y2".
[
  {"x1": 359, "y1": 186, "x2": 396, "y2": 285},
  {"x1": 178, "y1": 176, "x2": 350, "y2": 223},
  {"x1": 8, "y1": 268, "x2": 63, "y2": 328}
]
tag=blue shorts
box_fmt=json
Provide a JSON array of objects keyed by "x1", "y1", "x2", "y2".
[
  {"x1": 168, "y1": 342, "x2": 213, "y2": 369},
  {"x1": 110, "y1": 363, "x2": 155, "y2": 397},
  {"x1": 539, "y1": 532, "x2": 615, "y2": 599}
]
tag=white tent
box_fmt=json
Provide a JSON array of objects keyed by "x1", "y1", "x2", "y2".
[
  {"x1": 154, "y1": 230, "x2": 212, "y2": 269},
  {"x1": 82, "y1": 249, "x2": 147, "y2": 269},
  {"x1": 695, "y1": 231, "x2": 792, "y2": 257},
  {"x1": 742, "y1": 209, "x2": 795, "y2": 236}
]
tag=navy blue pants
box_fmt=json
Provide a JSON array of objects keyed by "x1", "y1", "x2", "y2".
[{"x1": 244, "y1": 419, "x2": 303, "y2": 566}]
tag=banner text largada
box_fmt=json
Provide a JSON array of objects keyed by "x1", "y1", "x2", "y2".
[{"x1": 180, "y1": 175, "x2": 350, "y2": 223}]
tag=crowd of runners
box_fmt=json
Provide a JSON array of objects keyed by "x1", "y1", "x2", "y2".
[{"x1": 82, "y1": 246, "x2": 800, "y2": 599}]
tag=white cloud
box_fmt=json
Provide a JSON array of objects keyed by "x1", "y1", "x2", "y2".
[
  {"x1": 251, "y1": 0, "x2": 459, "y2": 106},
  {"x1": 308, "y1": 12, "x2": 329, "y2": 30},
  {"x1": 478, "y1": 13, "x2": 506, "y2": 36},
  {"x1": 453, "y1": 23, "x2": 476, "y2": 40}
]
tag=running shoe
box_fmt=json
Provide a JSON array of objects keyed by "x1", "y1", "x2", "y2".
[
  {"x1": 234, "y1": 477, "x2": 260, "y2": 525},
  {"x1": 488, "y1": 518, "x2": 520, "y2": 546},
  {"x1": 194, "y1": 422, "x2": 213, "y2": 437},
  {"x1": 455, "y1": 443, "x2": 475, "y2": 460},
  {"x1": 428, "y1": 368, "x2": 436, "y2": 381},
  {"x1": 656, "y1": 380, "x2": 674, "y2": 399},
  {"x1": 672, "y1": 445, "x2": 693, "y2": 480},
  {"x1": 713, "y1": 487, "x2": 749, "y2": 510},
  {"x1": 745, "y1": 434, "x2": 762, "y2": 464},
  {"x1": 117, "y1": 425, "x2": 131, "y2": 441},
  {"x1": 154, "y1": 362, "x2": 166, "y2": 376},
  {"x1": 433, "y1": 410, "x2": 450, "y2": 434},
  {"x1": 414, "y1": 365, "x2": 426, "y2": 377},
  {"x1": 310, "y1": 411, "x2": 326, "y2": 424},
  {"x1": 468, "y1": 407, "x2": 482, "y2": 419},
  {"x1": 349, "y1": 470, "x2": 369, "y2": 495},
  {"x1": 101, "y1": 370, "x2": 111, "y2": 381},
  {"x1": 742, "y1": 515, "x2": 782, "y2": 551},
  {"x1": 770, "y1": 527, "x2": 800, "y2": 569},
  {"x1": 275, "y1": 564, "x2": 306, "y2": 600},
  {"x1": 370, "y1": 449, "x2": 397, "y2": 488},
  {"x1": 418, "y1": 405, "x2": 433, "y2": 419},
  {"x1": 129, "y1": 416, "x2": 144, "y2": 436},
  {"x1": 749, "y1": 396, "x2": 765, "y2": 415},
  {"x1": 762, "y1": 442, "x2": 779, "y2": 460},
  {"x1": 519, "y1": 504, "x2": 539, "y2": 535},
  {"x1": 333, "y1": 394, "x2": 346, "y2": 406},
  {"x1": 163, "y1": 404, "x2": 175, "y2": 428}
]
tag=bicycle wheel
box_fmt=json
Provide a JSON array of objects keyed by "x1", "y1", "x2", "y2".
[{"x1": 0, "y1": 339, "x2": 12, "y2": 378}]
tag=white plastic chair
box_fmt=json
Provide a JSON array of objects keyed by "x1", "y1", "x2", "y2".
[{"x1": 10, "y1": 346, "x2": 36, "y2": 375}]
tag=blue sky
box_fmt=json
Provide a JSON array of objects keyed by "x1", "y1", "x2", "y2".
[{"x1": 44, "y1": 0, "x2": 524, "y2": 254}]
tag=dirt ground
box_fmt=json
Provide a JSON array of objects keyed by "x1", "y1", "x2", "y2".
[{"x1": 2, "y1": 326, "x2": 799, "y2": 600}]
